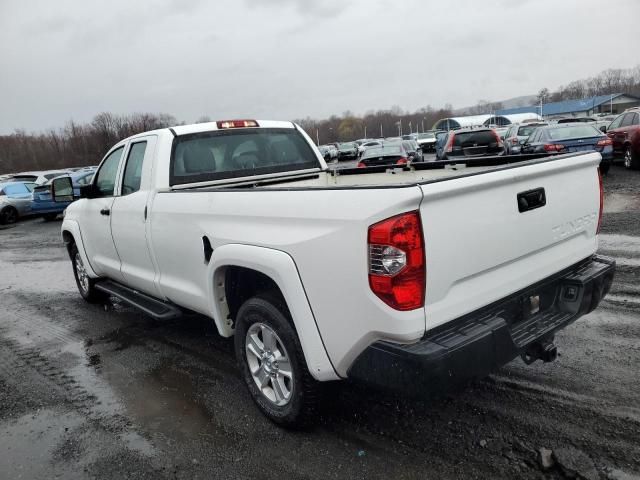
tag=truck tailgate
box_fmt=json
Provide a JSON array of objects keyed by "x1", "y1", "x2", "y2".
[{"x1": 420, "y1": 152, "x2": 602, "y2": 331}]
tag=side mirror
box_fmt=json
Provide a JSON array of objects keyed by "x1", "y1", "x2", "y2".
[
  {"x1": 599, "y1": 125, "x2": 607, "y2": 133},
  {"x1": 52, "y1": 176, "x2": 74, "y2": 203}
]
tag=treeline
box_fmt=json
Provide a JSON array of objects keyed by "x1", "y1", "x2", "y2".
[
  {"x1": 0, "y1": 112, "x2": 176, "y2": 174},
  {"x1": 538, "y1": 65, "x2": 640, "y2": 104},
  {"x1": 295, "y1": 105, "x2": 454, "y2": 145}
]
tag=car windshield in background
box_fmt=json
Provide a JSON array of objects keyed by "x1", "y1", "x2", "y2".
[
  {"x1": 453, "y1": 130, "x2": 496, "y2": 146},
  {"x1": 170, "y1": 128, "x2": 320, "y2": 185},
  {"x1": 418, "y1": 132, "x2": 435, "y2": 139},
  {"x1": 362, "y1": 145, "x2": 403, "y2": 158},
  {"x1": 547, "y1": 125, "x2": 601, "y2": 140}
]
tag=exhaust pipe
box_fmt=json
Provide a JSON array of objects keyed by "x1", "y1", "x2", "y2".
[{"x1": 522, "y1": 340, "x2": 558, "y2": 365}]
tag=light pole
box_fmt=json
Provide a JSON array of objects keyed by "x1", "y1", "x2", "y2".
[
  {"x1": 380, "y1": 124, "x2": 383, "y2": 138},
  {"x1": 364, "y1": 125, "x2": 367, "y2": 138},
  {"x1": 316, "y1": 128, "x2": 319, "y2": 146}
]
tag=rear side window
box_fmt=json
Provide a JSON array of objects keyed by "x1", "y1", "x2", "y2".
[
  {"x1": 608, "y1": 114, "x2": 624, "y2": 130},
  {"x1": 170, "y1": 128, "x2": 320, "y2": 186},
  {"x1": 453, "y1": 130, "x2": 497, "y2": 147},
  {"x1": 95, "y1": 147, "x2": 124, "y2": 197},
  {"x1": 517, "y1": 126, "x2": 538, "y2": 137},
  {"x1": 3, "y1": 183, "x2": 28, "y2": 196},
  {"x1": 122, "y1": 142, "x2": 147, "y2": 195}
]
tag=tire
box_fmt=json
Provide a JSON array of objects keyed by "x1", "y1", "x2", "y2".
[
  {"x1": 43, "y1": 213, "x2": 58, "y2": 221},
  {"x1": 70, "y1": 243, "x2": 107, "y2": 304},
  {"x1": 624, "y1": 145, "x2": 640, "y2": 170},
  {"x1": 600, "y1": 160, "x2": 610, "y2": 175},
  {"x1": 0, "y1": 206, "x2": 18, "y2": 225},
  {"x1": 234, "y1": 294, "x2": 319, "y2": 427}
]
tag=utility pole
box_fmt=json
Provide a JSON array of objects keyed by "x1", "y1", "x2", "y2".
[
  {"x1": 364, "y1": 125, "x2": 367, "y2": 138},
  {"x1": 398, "y1": 119, "x2": 402, "y2": 136},
  {"x1": 421, "y1": 119, "x2": 424, "y2": 133},
  {"x1": 380, "y1": 124, "x2": 383, "y2": 138},
  {"x1": 409, "y1": 121, "x2": 412, "y2": 134},
  {"x1": 316, "y1": 128, "x2": 319, "y2": 146}
]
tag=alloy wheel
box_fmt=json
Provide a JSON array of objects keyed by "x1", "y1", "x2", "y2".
[{"x1": 245, "y1": 323, "x2": 293, "y2": 406}]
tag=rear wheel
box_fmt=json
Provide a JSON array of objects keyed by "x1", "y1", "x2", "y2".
[
  {"x1": 234, "y1": 294, "x2": 319, "y2": 427},
  {"x1": 600, "y1": 160, "x2": 610, "y2": 175},
  {"x1": 70, "y1": 243, "x2": 107, "y2": 303},
  {"x1": 624, "y1": 145, "x2": 640, "y2": 170}
]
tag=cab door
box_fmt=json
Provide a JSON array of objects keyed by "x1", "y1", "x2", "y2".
[
  {"x1": 79, "y1": 145, "x2": 126, "y2": 282},
  {"x1": 110, "y1": 136, "x2": 163, "y2": 298}
]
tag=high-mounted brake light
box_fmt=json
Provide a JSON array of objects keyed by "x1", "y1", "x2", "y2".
[
  {"x1": 216, "y1": 119, "x2": 259, "y2": 129},
  {"x1": 596, "y1": 138, "x2": 612, "y2": 147},
  {"x1": 368, "y1": 211, "x2": 425, "y2": 311},
  {"x1": 597, "y1": 168, "x2": 604, "y2": 234}
]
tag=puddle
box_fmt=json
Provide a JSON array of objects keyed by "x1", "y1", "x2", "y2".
[{"x1": 106, "y1": 362, "x2": 216, "y2": 440}]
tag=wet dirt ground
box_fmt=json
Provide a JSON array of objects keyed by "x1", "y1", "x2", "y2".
[{"x1": 0, "y1": 164, "x2": 639, "y2": 479}]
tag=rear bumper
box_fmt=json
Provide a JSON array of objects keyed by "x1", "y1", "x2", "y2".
[{"x1": 348, "y1": 255, "x2": 615, "y2": 393}]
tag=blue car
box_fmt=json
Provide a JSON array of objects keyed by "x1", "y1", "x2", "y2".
[
  {"x1": 31, "y1": 171, "x2": 95, "y2": 220},
  {"x1": 521, "y1": 124, "x2": 613, "y2": 173}
]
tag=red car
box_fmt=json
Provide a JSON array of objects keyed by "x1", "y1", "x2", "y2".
[{"x1": 605, "y1": 108, "x2": 640, "y2": 170}]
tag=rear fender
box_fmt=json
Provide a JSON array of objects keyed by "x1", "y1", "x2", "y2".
[{"x1": 207, "y1": 243, "x2": 338, "y2": 381}]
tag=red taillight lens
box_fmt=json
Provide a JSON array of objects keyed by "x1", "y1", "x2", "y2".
[
  {"x1": 597, "y1": 168, "x2": 604, "y2": 234},
  {"x1": 357, "y1": 161, "x2": 366, "y2": 168},
  {"x1": 445, "y1": 133, "x2": 455, "y2": 153},
  {"x1": 368, "y1": 211, "x2": 425, "y2": 311},
  {"x1": 596, "y1": 138, "x2": 612, "y2": 146},
  {"x1": 396, "y1": 157, "x2": 408, "y2": 165},
  {"x1": 216, "y1": 119, "x2": 259, "y2": 129},
  {"x1": 543, "y1": 143, "x2": 564, "y2": 152}
]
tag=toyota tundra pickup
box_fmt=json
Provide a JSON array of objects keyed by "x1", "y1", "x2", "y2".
[{"x1": 52, "y1": 119, "x2": 615, "y2": 426}]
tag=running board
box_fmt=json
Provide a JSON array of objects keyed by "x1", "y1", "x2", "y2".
[{"x1": 95, "y1": 280, "x2": 182, "y2": 320}]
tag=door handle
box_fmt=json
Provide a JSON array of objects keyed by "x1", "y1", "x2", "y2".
[
  {"x1": 100, "y1": 208, "x2": 110, "y2": 216},
  {"x1": 517, "y1": 187, "x2": 546, "y2": 213}
]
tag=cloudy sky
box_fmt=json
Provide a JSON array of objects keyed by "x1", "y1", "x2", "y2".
[{"x1": 1, "y1": 0, "x2": 639, "y2": 133}]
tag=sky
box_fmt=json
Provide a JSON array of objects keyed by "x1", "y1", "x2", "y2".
[{"x1": 1, "y1": 0, "x2": 639, "y2": 134}]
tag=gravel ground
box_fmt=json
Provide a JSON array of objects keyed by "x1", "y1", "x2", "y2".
[{"x1": 0, "y1": 164, "x2": 638, "y2": 479}]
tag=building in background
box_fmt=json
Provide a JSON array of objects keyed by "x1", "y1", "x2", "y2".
[{"x1": 497, "y1": 93, "x2": 640, "y2": 120}]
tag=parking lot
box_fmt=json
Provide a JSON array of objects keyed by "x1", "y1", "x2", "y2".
[{"x1": 0, "y1": 164, "x2": 638, "y2": 479}]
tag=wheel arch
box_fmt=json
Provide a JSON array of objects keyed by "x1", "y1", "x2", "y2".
[
  {"x1": 207, "y1": 244, "x2": 338, "y2": 381},
  {"x1": 61, "y1": 219, "x2": 99, "y2": 278}
]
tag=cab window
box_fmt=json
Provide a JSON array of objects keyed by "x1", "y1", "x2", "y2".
[
  {"x1": 95, "y1": 147, "x2": 124, "y2": 197},
  {"x1": 121, "y1": 142, "x2": 147, "y2": 195}
]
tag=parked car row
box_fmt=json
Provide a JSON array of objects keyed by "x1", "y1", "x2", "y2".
[{"x1": 0, "y1": 167, "x2": 97, "y2": 224}]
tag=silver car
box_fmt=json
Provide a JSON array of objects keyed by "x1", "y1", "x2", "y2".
[
  {"x1": 503, "y1": 123, "x2": 548, "y2": 154},
  {"x1": 0, "y1": 181, "x2": 36, "y2": 224}
]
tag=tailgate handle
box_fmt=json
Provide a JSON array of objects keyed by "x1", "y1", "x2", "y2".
[{"x1": 517, "y1": 187, "x2": 546, "y2": 213}]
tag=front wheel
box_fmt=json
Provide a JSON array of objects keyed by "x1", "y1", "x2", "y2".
[
  {"x1": 234, "y1": 295, "x2": 319, "y2": 427},
  {"x1": 0, "y1": 206, "x2": 18, "y2": 225},
  {"x1": 70, "y1": 244, "x2": 107, "y2": 303}
]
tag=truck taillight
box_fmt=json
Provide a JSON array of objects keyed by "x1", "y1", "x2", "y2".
[
  {"x1": 597, "y1": 168, "x2": 604, "y2": 234},
  {"x1": 216, "y1": 119, "x2": 259, "y2": 129},
  {"x1": 396, "y1": 157, "x2": 408, "y2": 165},
  {"x1": 445, "y1": 133, "x2": 455, "y2": 153},
  {"x1": 368, "y1": 211, "x2": 425, "y2": 311}
]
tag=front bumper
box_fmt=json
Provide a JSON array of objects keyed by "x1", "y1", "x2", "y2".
[{"x1": 348, "y1": 255, "x2": 615, "y2": 394}]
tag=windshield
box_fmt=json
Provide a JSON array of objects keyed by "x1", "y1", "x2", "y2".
[
  {"x1": 170, "y1": 128, "x2": 320, "y2": 185},
  {"x1": 517, "y1": 126, "x2": 540, "y2": 137},
  {"x1": 547, "y1": 125, "x2": 601, "y2": 140},
  {"x1": 418, "y1": 132, "x2": 435, "y2": 139}
]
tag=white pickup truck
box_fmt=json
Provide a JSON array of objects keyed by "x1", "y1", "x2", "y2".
[{"x1": 52, "y1": 119, "x2": 615, "y2": 426}]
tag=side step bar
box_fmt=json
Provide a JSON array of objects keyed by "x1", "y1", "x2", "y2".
[{"x1": 95, "y1": 280, "x2": 182, "y2": 321}]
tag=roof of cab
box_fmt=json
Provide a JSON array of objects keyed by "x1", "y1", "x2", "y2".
[{"x1": 170, "y1": 120, "x2": 295, "y2": 137}]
